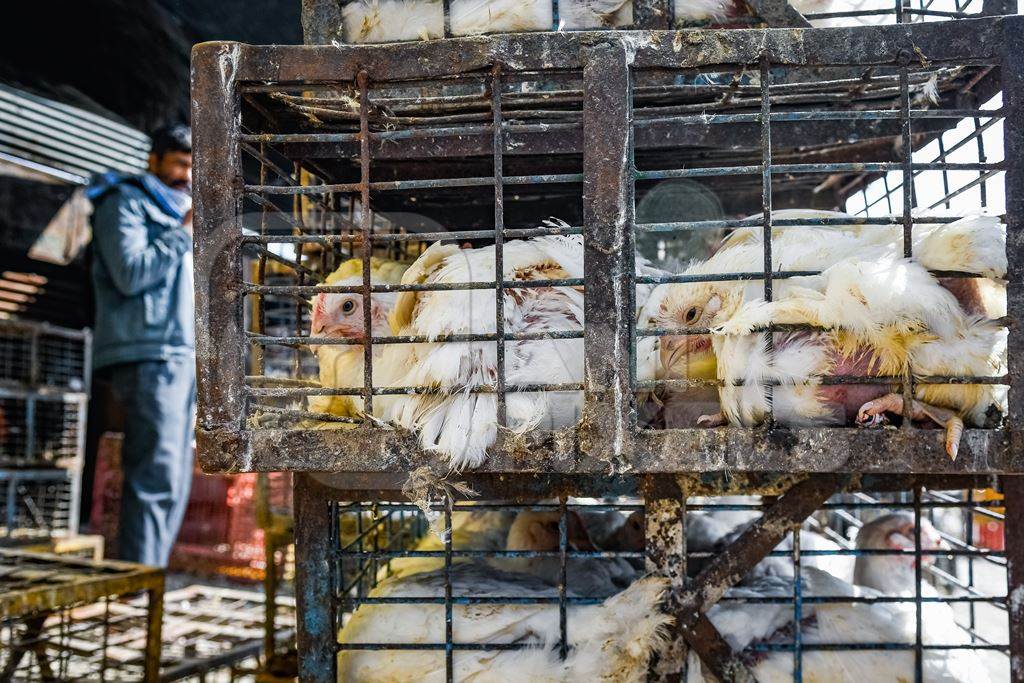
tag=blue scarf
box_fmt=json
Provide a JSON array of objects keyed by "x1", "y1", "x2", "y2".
[{"x1": 87, "y1": 172, "x2": 191, "y2": 222}]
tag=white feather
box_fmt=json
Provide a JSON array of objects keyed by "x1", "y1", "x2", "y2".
[
  {"x1": 339, "y1": 565, "x2": 671, "y2": 682},
  {"x1": 377, "y1": 228, "x2": 667, "y2": 469},
  {"x1": 686, "y1": 566, "x2": 986, "y2": 683}
]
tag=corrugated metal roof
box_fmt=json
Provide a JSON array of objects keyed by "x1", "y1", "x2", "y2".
[{"x1": 0, "y1": 84, "x2": 149, "y2": 184}]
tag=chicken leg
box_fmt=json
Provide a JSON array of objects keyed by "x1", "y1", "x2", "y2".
[
  {"x1": 856, "y1": 393, "x2": 965, "y2": 460},
  {"x1": 697, "y1": 411, "x2": 729, "y2": 427}
]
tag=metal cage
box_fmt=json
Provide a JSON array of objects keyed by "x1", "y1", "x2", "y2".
[
  {"x1": 192, "y1": 17, "x2": 1022, "y2": 475},
  {"x1": 0, "y1": 321, "x2": 89, "y2": 541},
  {"x1": 292, "y1": 473, "x2": 1019, "y2": 681},
  {"x1": 0, "y1": 469, "x2": 78, "y2": 541},
  {"x1": 190, "y1": 11, "x2": 1024, "y2": 683},
  {"x1": 0, "y1": 549, "x2": 163, "y2": 682},
  {"x1": 0, "y1": 320, "x2": 91, "y2": 394}
]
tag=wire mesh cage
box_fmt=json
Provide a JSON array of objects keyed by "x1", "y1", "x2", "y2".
[
  {"x1": 0, "y1": 320, "x2": 91, "y2": 394},
  {"x1": 0, "y1": 550, "x2": 163, "y2": 682},
  {"x1": 292, "y1": 474, "x2": 1015, "y2": 681},
  {"x1": 190, "y1": 9, "x2": 1024, "y2": 683},
  {"x1": 193, "y1": 16, "x2": 1021, "y2": 475},
  {"x1": 0, "y1": 469, "x2": 77, "y2": 542},
  {"x1": 307, "y1": 0, "x2": 1016, "y2": 46},
  {"x1": 0, "y1": 392, "x2": 87, "y2": 468}
]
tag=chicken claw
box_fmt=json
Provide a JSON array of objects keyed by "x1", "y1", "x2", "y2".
[
  {"x1": 856, "y1": 394, "x2": 903, "y2": 427},
  {"x1": 857, "y1": 393, "x2": 965, "y2": 460},
  {"x1": 697, "y1": 411, "x2": 729, "y2": 427}
]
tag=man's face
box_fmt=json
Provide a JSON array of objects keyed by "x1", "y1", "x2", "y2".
[{"x1": 149, "y1": 151, "x2": 192, "y2": 191}]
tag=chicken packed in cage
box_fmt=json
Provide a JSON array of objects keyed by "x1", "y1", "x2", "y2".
[
  {"x1": 333, "y1": 0, "x2": 988, "y2": 44},
  {"x1": 213, "y1": 18, "x2": 1013, "y2": 472},
  {"x1": 324, "y1": 488, "x2": 1009, "y2": 682},
  {"x1": 192, "y1": 14, "x2": 1024, "y2": 682}
]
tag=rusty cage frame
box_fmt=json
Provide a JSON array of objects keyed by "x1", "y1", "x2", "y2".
[{"x1": 191, "y1": 12, "x2": 1024, "y2": 683}]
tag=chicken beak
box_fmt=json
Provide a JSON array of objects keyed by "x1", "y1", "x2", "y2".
[
  {"x1": 660, "y1": 336, "x2": 685, "y2": 374},
  {"x1": 660, "y1": 335, "x2": 713, "y2": 378}
]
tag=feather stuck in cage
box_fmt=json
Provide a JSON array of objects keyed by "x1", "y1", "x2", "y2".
[
  {"x1": 308, "y1": 256, "x2": 410, "y2": 421},
  {"x1": 647, "y1": 211, "x2": 1007, "y2": 459},
  {"x1": 685, "y1": 512, "x2": 984, "y2": 682}
]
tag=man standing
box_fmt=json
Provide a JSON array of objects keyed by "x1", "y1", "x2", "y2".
[{"x1": 88, "y1": 124, "x2": 195, "y2": 566}]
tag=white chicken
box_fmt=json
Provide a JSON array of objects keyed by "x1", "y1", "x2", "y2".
[
  {"x1": 709, "y1": 256, "x2": 1007, "y2": 458},
  {"x1": 371, "y1": 234, "x2": 586, "y2": 469},
  {"x1": 340, "y1": 0, "x2": 734, "y2": 44},
  {"x1": 685, "y1": 513, "x2": 986, "y2": 682},
  {"x1": 646, "y1": 211, "x2": 1007, "y2": 458},
  {"x1": 503, "y1": 510, "x2": 640, "y2": 596},
  {"x1": 308, "y1": 256, "x2": 409, "y2": 421},
  {"x1": 639, "y1": 211, "x2": 1003, "y2": 403},
  {"x1": 370, "y1": 228, "x2": 677, "y2": 469},
  {"x1": 338, "y1": 563, "x2": 672, "y2": 681},
  {"x1": 384, "y1": 507, "x2": 521, "y2": 580},
  {"x1": 711, "y1": 520, "x2": 855, "y2": 583},
  {"x1": 384, "y1": 503, "x2": 641, "y2": 584}
]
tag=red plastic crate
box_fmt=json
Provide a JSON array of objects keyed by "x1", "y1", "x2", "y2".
[{"x1": 89, "y1": 432, "x2": 267, "y2": 578}]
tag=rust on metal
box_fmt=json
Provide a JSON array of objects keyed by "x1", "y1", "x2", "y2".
[
  {"x1": 0, "y1": 549, "x2": 165, "y2": 682},
  {"x1": 676, "y1": 475, "x2": 842, "y2": 677},
  {"x1": 581, "y1": 39, "x2": 637, "y2": 469},
  {"x1": 642, "y1": 477, "x2": 688, "y2": 680}
]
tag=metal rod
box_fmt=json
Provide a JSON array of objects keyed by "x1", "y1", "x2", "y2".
[
  {"x1": 493, "y1": 63, "x2": 508, "y2": 430},
  {"x1": 358, "y1": 71, "x2": 374, "y2": 418},
  {"x1": 761, "y1": 55, "x2": 775, "y2": 427}
]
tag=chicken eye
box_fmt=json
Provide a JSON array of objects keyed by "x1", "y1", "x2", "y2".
[
  {"x1": 341, "y1": 300, "x2": 357, "y2": 314},
  {"x1": 683, "y1": 306, "x2": 701, "y2": 324}
]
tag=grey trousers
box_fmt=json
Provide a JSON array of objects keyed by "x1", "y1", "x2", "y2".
[{"x1": 103, "y1": 357, "x2": 196, "y2": 567}]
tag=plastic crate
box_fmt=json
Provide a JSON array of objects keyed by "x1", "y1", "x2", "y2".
[{"x1": 90, "y1": 432, "x2": 268, "y2": 578}]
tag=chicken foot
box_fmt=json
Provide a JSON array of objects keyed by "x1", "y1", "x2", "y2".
[
  {"x1": 696, "y1": 411, "x2": 729, "y2": 427},
  {"x1": 856, "y1": 393, "x2": 965, "y2": 460}
]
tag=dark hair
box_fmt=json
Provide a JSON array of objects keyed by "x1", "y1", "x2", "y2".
[{"x1": 150, "y1": 124, "x2": 192, "y2": 158}]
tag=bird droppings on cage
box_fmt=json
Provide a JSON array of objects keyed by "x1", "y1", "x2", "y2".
[
  {"x1": 190, "y1": 13, "x2": 1024, "y2": 682},
  {"x1": 192, "y1": 18, "x2": 1019, "y2": 476}
]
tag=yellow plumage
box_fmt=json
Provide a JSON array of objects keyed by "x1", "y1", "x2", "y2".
[
  {"x1": 323, "y1": 256, "x2": 410, "y2": 287},
  {"x1": 309, "y1": 257, "x2": 410, "y2": 422}
]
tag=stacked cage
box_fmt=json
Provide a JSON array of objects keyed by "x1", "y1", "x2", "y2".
[
  {"x1": 192, "y1": 0, "x2": 1023, "y2": 680},
  {"x1": 0, "y1": 320, "x2": 89, "y2": 543},
  {"x1": 0, "y1": 549, "x2": 163, "y2": 681}
]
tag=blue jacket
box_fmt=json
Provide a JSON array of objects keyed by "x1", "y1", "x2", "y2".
[{"x1": 90, "y1": 176, "x2": 194, "y2": 369}]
